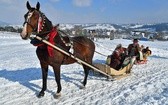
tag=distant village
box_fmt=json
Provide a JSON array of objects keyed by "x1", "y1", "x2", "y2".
[
  {"x1": 1, "y1": 23, "x2": 168, "y2": 41},
  {"x1": 58, "y1": 24, "x2": 168, "y2": 41}
]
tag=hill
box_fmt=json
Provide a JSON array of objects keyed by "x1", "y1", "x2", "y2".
[{"x1": 0, "y1": 21, "x2": 9, "y2": 26}]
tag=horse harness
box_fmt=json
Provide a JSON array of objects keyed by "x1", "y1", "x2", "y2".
[{"x1": 26, "y1": 10, "x2": 74, "y2": 55}]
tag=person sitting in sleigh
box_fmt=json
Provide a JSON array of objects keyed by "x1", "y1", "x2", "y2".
[
  {"x1": 109, "y1": 44, "x2": 127, "y2": 70},
  {"x1": 127, "y1": 39, "x2": 143, "y2": 63}
]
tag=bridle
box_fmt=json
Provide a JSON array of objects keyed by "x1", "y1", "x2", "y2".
[
  {"x1": 23, "y1": 10, "x2": 45, "y2": 35},
  {"x1": 23, "y1": 21, "x2": 36, "y2": 32}
]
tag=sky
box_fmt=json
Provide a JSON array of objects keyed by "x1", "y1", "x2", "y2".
[{"x1": 0, "y1": 0, "x2": 168, "y2": 25}]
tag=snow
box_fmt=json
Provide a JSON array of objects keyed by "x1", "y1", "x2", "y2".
[
  {"x1": 59, "y1": 24, "x2": 75, "y2": 30},
  {"x1": 129, "y1": 24, "x2": 144, "y2": 29},
  {"x1": 58, "y1": 23, "x2": 117, "y2": 31},
  {"x1": 83, "y1": 24, "x2": 116, "y2": 31},
  {"x1": 0, "y1": 31, "x2": 168, "y2": 105}
]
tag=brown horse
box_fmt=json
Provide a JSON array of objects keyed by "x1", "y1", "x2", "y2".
[{"x1": 20, "y1": 1, "x2": 95, "y2": 98}]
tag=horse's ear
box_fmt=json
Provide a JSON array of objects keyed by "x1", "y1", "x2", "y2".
[
  {"x1": 26, "y1": 1, "x2": 31, "y2": 10},
  {"x1": 36, "y1": 2, "x2": 40, "y2": 11}
]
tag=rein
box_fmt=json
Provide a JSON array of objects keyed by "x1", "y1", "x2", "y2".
[{"x1": 58, "y1": 30, "x2": 108, "y2": 57}]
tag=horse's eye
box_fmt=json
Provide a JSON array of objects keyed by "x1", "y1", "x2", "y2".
[{"x1": 28, "y1": 14, "x2": 31, "y2": 17}]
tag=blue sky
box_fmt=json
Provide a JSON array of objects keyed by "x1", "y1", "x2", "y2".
[{"x1": 0, "y1": 0, "x2": 168, "y2": 24}]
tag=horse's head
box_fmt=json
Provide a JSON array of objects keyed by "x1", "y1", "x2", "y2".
[{"x1": 20, "y1": 1, "x2": 43, "y2": 40}]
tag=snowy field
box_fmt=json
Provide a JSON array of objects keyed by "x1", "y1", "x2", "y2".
[{"x1": 0, "y1": 31, "x2": 168, "y2": 105}]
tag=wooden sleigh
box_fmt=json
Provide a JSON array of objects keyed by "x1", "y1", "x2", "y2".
[{"x1": 93, "y1": 57, "x2": 136, "y2": 80}]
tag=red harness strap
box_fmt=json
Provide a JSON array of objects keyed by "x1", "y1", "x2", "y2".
[
  {"x1": 47, "y1": 28, "x2": 58, "y2": 57},
  {"x1": 31, "y1": 27, "x2": 58, "y2": 57}
]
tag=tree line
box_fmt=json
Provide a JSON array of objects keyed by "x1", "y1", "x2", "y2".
[{"x1": 0, "y1": 26, "x2": 22, "y2": 33}]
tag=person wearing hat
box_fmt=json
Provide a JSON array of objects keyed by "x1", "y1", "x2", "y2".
[{"x1": 127, "y1": 39, "x2": 141, "y2": 61}]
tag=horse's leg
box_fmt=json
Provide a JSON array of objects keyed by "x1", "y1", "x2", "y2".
[
  {"x1": 81, "y1": 65, "x2": 90, "y2": 88},
  {"x1": 53, "y1": 65, "x2": 62, "y2": 99},
  {"x1": 38, "y1": 62, "x2": 48, "y2": 98}
]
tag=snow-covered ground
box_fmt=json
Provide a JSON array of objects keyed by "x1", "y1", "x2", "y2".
[{"x1": 0, "y1": 31, "x2": 168, "y2": 105}]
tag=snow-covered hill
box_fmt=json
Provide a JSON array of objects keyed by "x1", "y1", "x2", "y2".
[
  {"x1": 123, "y1": 23, "x2": 168, "y2": 32},
  {"x1": 0, "y1": 32, "x2": 168, "y2": 105},
  {"x1": 0, "y1": 21, "x2": 9, "y2": 26},
  {"x1": 83, "y1": 24, "x2": 116, "y2": 31}
]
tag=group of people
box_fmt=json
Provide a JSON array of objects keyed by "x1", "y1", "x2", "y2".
[{"x1": 107, "y1": 39, "x2": 152, "y2": 70}]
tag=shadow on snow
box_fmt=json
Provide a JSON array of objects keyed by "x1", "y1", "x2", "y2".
[
  {"x1": 0, "y1": 67, "x2": 91, "y2": 94},
  {"x1": 150, "y1": 55, "x2": 168, "y2": 59},
  {"x1": 0, "y1": 68, "x2": 45, "y2": 94}
]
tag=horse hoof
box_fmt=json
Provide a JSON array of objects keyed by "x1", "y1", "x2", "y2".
[
  {"x1": 37, "y1": 92, "x2": 45, "y2": 98},
  {"x1": 54, "y1": 92, "x2": 61, "y2": 99},
  {"x1": 80, "y1": 85, "x2": 86, "y2": 89}
]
